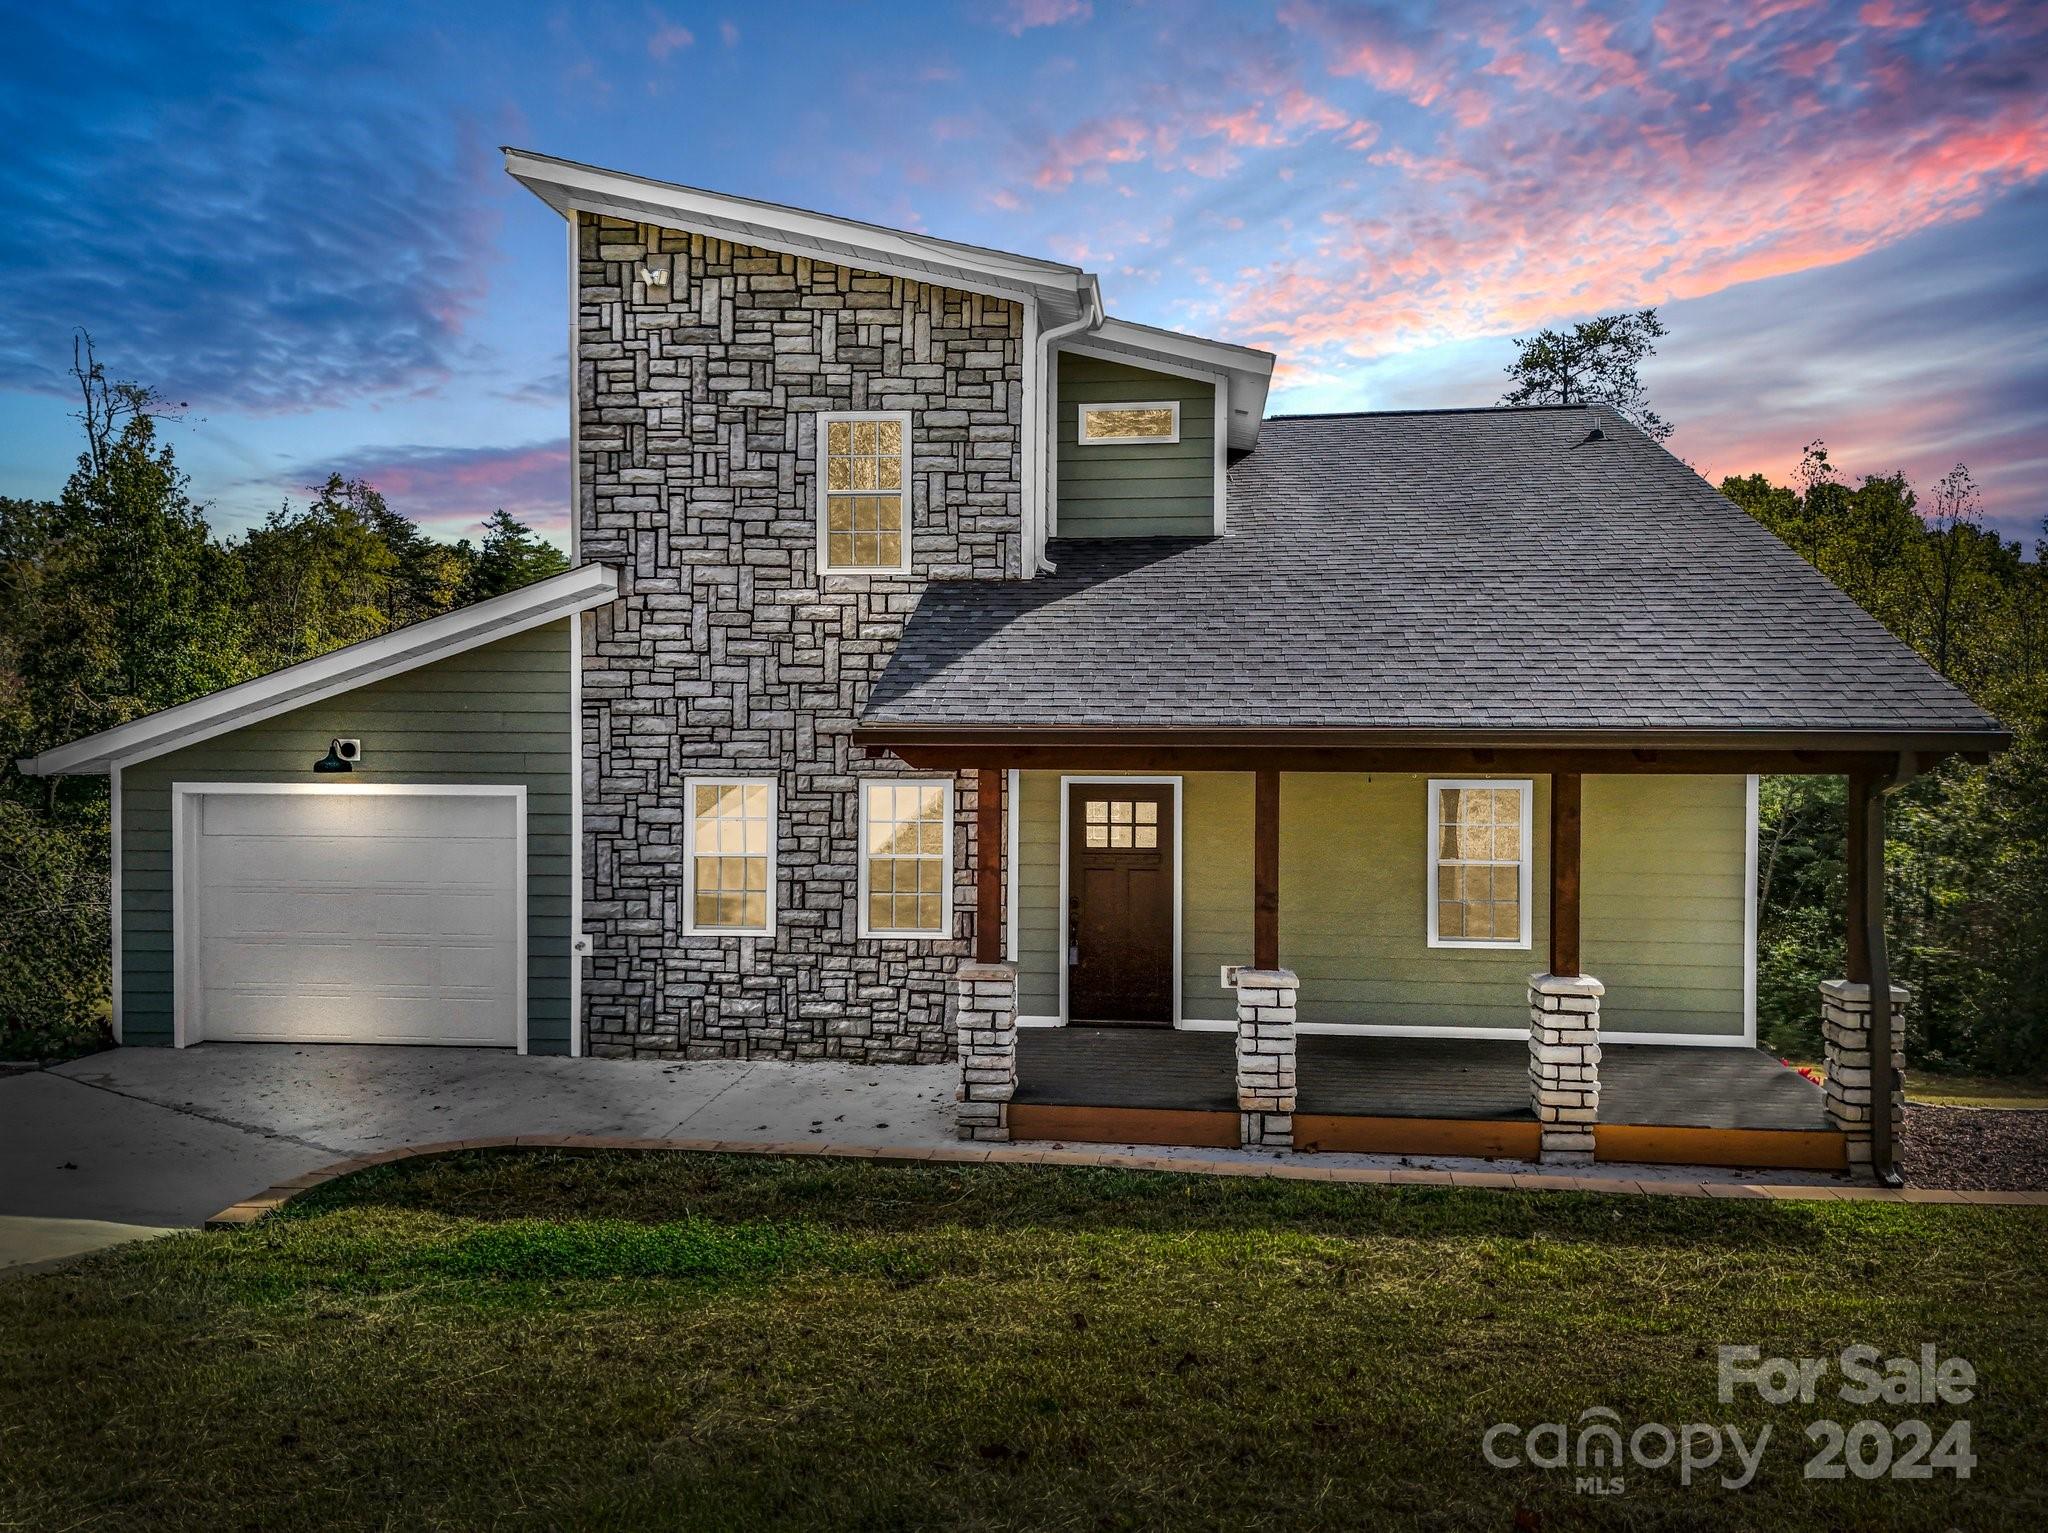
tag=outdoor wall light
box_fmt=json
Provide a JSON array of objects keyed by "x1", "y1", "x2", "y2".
[{"x1": 313, "y1": 737, "x2": 361, "y2": 773}]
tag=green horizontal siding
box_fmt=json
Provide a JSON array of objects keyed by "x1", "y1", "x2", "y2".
[
  {"x1": 1055, "y1": 353, "x2": 1216, "y2": 538},
  {"x1": 1014, "y1": 771, "x2": 1749, "y2": 1036},
  {"x1": 118, "y1": 619, "x2": 575, "y2": 1054}
]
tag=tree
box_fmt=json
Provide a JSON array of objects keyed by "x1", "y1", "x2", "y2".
[
  {"x1": 1726, "y1": 451, "x2": 2047, "y2": 1074},
  {"x1": 1499, "y1": 308, "x2": 1673, "y2": 440},
  {"x1": 1909, "y1": 464, "x2": 2004, "y2": 686},
  {"x1": 235, "y1": 477, "x2": 478, "y2": 665},
  {"x1": 2, "y1": 335, "x2": 247, "y2": 796},
  {"x1": 460, "y1": 509, "x2": 569, "y2": 603}
]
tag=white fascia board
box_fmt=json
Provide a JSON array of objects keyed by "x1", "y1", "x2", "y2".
[
  {"x1": 19, "y1": 563, "x2": 619, "y2": 777},
  {"x1": 506, "y1": 148, "x2": 1092, "y2": 318}
]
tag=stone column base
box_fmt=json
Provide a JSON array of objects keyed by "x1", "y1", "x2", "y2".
[
  {"x1": 1529, "y1": 973, "x2": 1603, "y2": 1166},
  {"x1": 955, "y1": 963, "x2": 1018, "y2": 1142},
  {"x1": 1236, "y1": 968, "x2": 1298, "y2": 1149},
  {"x1": 1820, "y1": 979, "x2": 1907, "y2": 1168}
]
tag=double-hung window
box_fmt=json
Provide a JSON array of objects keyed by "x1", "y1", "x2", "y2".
[
  {"x1": 1427, "y1": 780, "x2": 1531, "y2": 949},
  {"x1": 859, "y1": 779, "x2": 952, "y2": 938},
  {"x1": 818, "y1": 411, "x2": 911, "y2": 574},
  {"x1": 684, "y1": 778, "x2": 776, "y2": 937}
]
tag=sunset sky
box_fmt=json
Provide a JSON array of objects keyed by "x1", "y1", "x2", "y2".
[{"x1": 2, "y1": 0, "x2": 2044, "y2": 545}]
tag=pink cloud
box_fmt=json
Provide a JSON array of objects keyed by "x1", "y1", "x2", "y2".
[
  {"x1": 647, "y1": 16, "x2": 693, "y2": 61},
  {"x1": 283, "y1": 441, "x2": 571, "y2": 541},
  {"x1": 1029, "y1": 115, "x2": 1152, "y2": 188},
  {"x1": 1202, "y1": 0, "x2": 2048, "y2": 373},
  {"x1": 996, "y1": 0, "x2": 1091, "y2": 36}
]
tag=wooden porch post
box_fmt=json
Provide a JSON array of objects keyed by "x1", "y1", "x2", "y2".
[
  {"x1": 1858, "y1": 773, "x2": 1898, "y2": 1182},
  {"x1": 1548, "y1": 773, "x2": 1581, "y2": 978},
  {"x1": 975, "y1": 768, "x2": 1003, "y2": 964},
  {"x1": 1844, "y1": 770, "x2": 1872, "y2": 984},
  {"x1": 1254, "y1": 768, "x2": 1279, "y2": 970}
]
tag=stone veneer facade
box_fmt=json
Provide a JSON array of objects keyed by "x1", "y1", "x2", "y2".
[{"x1": 576, "y1": 213, "x2": 1022, "y2": 1062}]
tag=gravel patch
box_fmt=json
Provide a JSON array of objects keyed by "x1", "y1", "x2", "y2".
[{"x1": 1903, "y1": 1104, "x2": 2048, "y2": 1191}]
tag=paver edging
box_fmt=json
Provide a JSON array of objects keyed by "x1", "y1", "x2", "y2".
[{"x1": 201, "y1": 1137, "x2": 2048, "y2": 1228}]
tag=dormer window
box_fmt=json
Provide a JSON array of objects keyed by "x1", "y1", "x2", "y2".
[
  {"x1": 818, "y1": 411, "x2": 911, "y2": 574},
  {"x1": 1077, "y1": 400, "x2": 1180, "y2": 445}
]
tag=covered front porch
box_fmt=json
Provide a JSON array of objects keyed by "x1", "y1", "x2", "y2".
[
  {"x1": 1008, "y1": 1026, "x2": 1847, "y2": 1170},
  {"x1": 887, "y1": 740, "x2": 1946, "y2": 1181}
]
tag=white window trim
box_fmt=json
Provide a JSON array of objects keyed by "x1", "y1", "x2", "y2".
[
  {"x1": 815, "y1": 409, "x2": 913, "y2": 576},
  {"x1": 682, "y1": 775, "x2": 778, "y2": 938},
  {"x1": 1425, "y1": 778, "x2": 1533, "y2": 951},
  {"x1": 1076, "y1": 399, "x2": 1181, "y2": 446},
  {"x1": 857, "y1": 776, "x2": 955, "y2": 940}
]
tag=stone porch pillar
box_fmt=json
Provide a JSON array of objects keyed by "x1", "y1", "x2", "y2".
[
  {"x1": 1529, "y1": 973, "x2": 1602, "y2": 1165},
  {"x1": 955, "y1": 962, "x2": 1018, "y2": 1142},
  {"x1": 1820, "y1": 980, "x2": 1907, "y2": 1169},
  {"x1": 1236, "y1": 968, "x2": 1298, "y2": 1149}
]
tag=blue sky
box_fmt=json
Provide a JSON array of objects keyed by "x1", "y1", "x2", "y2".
[{"x1": 1, "y1": 0, "x2": 2044, "y2": 545}]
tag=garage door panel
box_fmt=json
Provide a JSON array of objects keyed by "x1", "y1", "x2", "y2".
[
  {"x1": 372, "y1": 887, "x2": 516, "y2": 939},
  {"x1": 201, "y1": 936, "x2": 360, "y2": 990},
  {"x1": 186, "y1": 789, "x2": 522, "y2": 1047},
  {"x1": 202, "y1": 990, "x2": 516, "y2": 1046}
]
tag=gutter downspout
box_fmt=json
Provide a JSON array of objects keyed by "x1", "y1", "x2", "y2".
[
  {"x1": 1032, "y1": 273, "x2": 1103, "y2": 574},
  {"x1": 1864, "y1": 750, "x2": 1920, "y2": 1188}
]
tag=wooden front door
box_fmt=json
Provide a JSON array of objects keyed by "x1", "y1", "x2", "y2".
[{"x1": 1068, "y1": 783, "x2": 1174, "y2": 1025}]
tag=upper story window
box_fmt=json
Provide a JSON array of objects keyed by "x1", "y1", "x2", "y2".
[
  {"x1": 859, "y1": 779, "x2": 952, "y2": 938},
  {"x1": 1427, "y1": 780, "x2": 1531, "y2": 950},
  {"x1": 817, "y1": 412, "x2": 911, "y2": 574},
  {"x1": 684, "y1": 777, "x2": 776, "y2": 937},
  {"x1": 1077, "y1": 400, "x2": 1180, "y2": 445}
]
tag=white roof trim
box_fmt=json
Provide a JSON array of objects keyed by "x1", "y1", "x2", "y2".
[
  {"x1": 505, "y1": 148, "x2": 1094, "y2": 320},
  {"x1": 1071, "y1": 317, "x2": 1275, "y2": 451},
  {"x1": 18, "y1": 563, "x2": 619, "y2": 777}
]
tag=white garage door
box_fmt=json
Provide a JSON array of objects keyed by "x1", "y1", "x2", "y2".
[{"x1": 181, "y1": 787, "x2": 523, "y2": 1047}]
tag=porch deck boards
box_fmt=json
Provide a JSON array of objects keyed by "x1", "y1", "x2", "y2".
[{"x1": 1012, "y1": 1028, "x2": 1832, "y2": 1133}]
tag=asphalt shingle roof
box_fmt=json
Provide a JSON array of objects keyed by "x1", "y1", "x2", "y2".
[{"x1": 861, "y1": 404, "x2": 2003, "y2": 739}]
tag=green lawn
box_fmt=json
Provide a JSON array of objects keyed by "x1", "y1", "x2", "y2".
[
  {"x1": 4, "y1": 1152, "x2": 2045, "y2": 1531},
  {"x1": 1907, "y1": 1071, "x2": 2048, "y2": 1110},
  {"x1": 1786, "y1": 1061, "x2": 2048, "y2": 1110}
]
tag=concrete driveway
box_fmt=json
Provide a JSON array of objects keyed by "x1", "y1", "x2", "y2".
[{"x1": 0, "y1": 1045, "x2": 956, "y2": 1269}]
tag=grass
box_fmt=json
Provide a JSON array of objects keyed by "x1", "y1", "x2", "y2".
[
  {"x1": 1784, "y1": 1061, "x2": 2048, "y2": 1110},
  {"x1": 1906, "y1": 1071, "x2": 2048, "y2": 1110},
  {"x1": 3, "y1": 1151, "x2": 2045, "y2": 1531}
]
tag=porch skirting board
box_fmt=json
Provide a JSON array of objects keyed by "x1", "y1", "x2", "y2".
[
  {"x1": 1293, "y1": 1114, "x2": 1542, "y2": 1160},
  {"x1": 1006, "y1": 1103, "x2": 1241, "y2": 1149},
  {"x1": 1594, "y1": 1124, "x2": 1849, "y2": 1172}
]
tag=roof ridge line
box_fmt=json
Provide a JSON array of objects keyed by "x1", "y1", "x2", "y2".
[{"x1": 1265, "y1": 404, "x2": 1594, "y2": 421}]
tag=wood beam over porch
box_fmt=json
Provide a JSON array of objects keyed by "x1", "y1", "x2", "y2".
[{"x1": 868, "y1": 743, "x2": 1938, "y2": 777}]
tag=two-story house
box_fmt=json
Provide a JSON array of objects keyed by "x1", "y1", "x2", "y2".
[{"x1": 21, "y1": 148, "x2": 2008, "y2": 1181}]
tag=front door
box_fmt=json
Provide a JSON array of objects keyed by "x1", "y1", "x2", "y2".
[{"x1": 1068, "y1": 783, "x2": 1174, "y2": 1025}]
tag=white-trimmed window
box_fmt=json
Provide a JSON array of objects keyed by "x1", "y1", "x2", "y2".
[
  {"x1": 1427, "y1": 780, "x2": 1531, "y2": 949},
  {"x1": 684, "y1": 777, "x2": 776, "y2": 936},
  {"x1": 1077, "y1": 399, "x2": 1180, "y2": 445},
  {"x1": 817, "y1": 411, "x2": 911, "y2": 574},
  {"x1": 859, "y1": 779, "x2": 952, "y2": 938}
]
